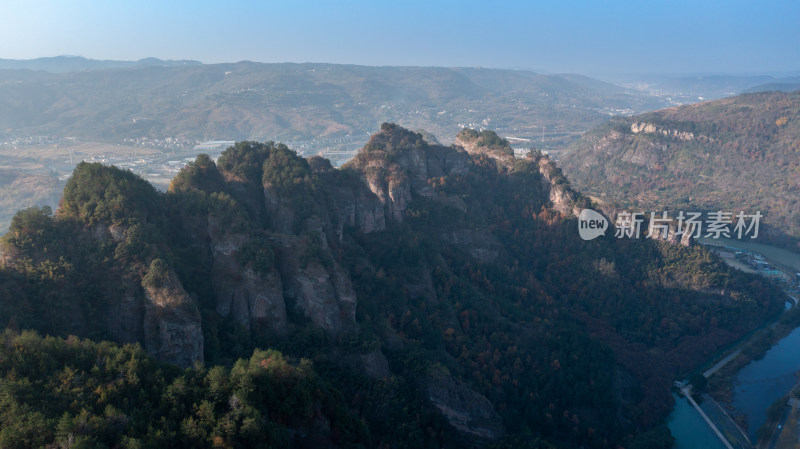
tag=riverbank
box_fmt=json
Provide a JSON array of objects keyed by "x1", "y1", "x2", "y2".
[
  {"x1": 669, "y1": 239, "x2": 800, "y2": 448},
  {"x1": 706, "y1": 306, "x2": 800, "y2": 405},
  {"x1": 710, "y1": 311, "x2": 800, "y2": 448},
  {"x1": 668, "y1": 305, "x2": 800, "y2": 449},
  {"x1": 699, "y1": 237, "x2": 800, "y2": 273}
]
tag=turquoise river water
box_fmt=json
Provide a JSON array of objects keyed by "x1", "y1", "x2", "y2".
[{"x1": 669, "y1": 325, "x2": 800, "y2": 447}]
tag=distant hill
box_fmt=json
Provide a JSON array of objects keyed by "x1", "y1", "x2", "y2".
[
  {"x1": 0, "y1": 55, "x2": 201, "y2": 72},
  {"x1": 743, "y1": 79, "x2": 800, "y2": 93},
  {"x1": 628, "y1": 74, "x2": 800, "y2": 103},
  {"x1": 654, "y1": 75, "x2": 776, "y2": 98},
  {"x1": 559, "y1": 90, "x2": 800, "y2": 250},
  {"x1": 0, "y1": 61, "x2": 669, "y2": 145}
]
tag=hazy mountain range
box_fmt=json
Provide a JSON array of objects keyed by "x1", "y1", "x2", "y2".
[
  {"x1": 651, "y1": 74, "x2": 800, "y2": 97},
  {"x1": 0, "y1": 59, "x2": 672, "y2": 147},
  {"x1": 0, "y1": 55, "x2": 201, "y2": 72}
]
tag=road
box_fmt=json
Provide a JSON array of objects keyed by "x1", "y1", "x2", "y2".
[
  {"x1": 764, "y1": 405, "x2": 790, "y2": 449},
  {"x1": 705, "y1": 350, "x2": 743, "y2": 378}
]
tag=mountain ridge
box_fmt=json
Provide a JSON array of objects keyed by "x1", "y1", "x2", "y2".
[
  {"x1": 0, "y1": 124, "x2": 784, "y2": 448},
  {"x1": 0, "y1": 55, "x2": 202, "y2": 72},
  {"x1": 0, "y1": 61, "x2": 669, "y2": 144}
]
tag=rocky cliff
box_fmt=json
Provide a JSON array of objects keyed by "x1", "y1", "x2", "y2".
[
  {"x1": 141, "y1": 261, "x2": 204, "y2": 367},
  {"x1": 345, "y1": 123, "x2": 471, "y2": 225}
]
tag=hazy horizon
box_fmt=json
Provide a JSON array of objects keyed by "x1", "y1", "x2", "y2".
[
  {"x1": 1, "y1": 0, "x2": 798, "y2": 77},
  {"x1": 5, "y1": 54, "x2": 800, "y2": 78}
]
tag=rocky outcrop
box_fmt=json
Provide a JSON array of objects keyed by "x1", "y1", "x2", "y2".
[
  {"x1": 276, "y1": 248, "x2": 357, "y2": 335},
  {"x1": 454, "y1": 130, "x2": 514, "y2": 165},
  {"x1": 631, "y1": 121, "x2": 695, "y2": 141},
  {"x1": 204, "y1": 202, "x2": 359, "y2": 337},
  {"x1": 91, "y1": 223, "x2": 128, "y2": 242},
  {"x1": 207, "y1": 216, "x2": 288, "y2": 334},
  {"x1": 348, "y1": 128, "x2": 471, "y2": 226},
  {"x1": 142, "y1": 268, "x2": 204, "y2": 368},
  {"x1": 333, "y1": 185, "x2": 386, "y2": 235},
  {"x1": 263, "y1": 183, "x2": 296, "y2": 234},
  {"x1": 427, "y1": 372, "x2": 505, "y2": 440},
  {"x1": 538, "y1": 157, "x2": 580, "y2": 217},
  {"x1": 663, "y1": 223, "x2": 696, "y2": 247},
  {"x1": 213, "y1": 262, "x2": 288, "y2": 333},
  {"x1": 393, "y1": 144, "x2": 470, "y2": 192},
  {"x1": 440, "y1": 229, "x2": 500, "y2": 263},
  {"x1": 387, "y1": 175, "x2": 411, "y2": 221},
  {"x1": 104, "y1": 279, "x2": 145, "y2": 345}
]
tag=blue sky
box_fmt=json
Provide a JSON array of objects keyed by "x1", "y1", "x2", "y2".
[{"x1": 1, "y1": 0, "x2": 798, "y2": 75}]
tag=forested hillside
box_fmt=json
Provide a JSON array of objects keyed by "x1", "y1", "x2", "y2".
[
  {"x1": 560, "y1": 90, "x2": 800, "y2": 250},
  {"x1": 0, "y1": 124, "x2": 784, "y2": 448}
]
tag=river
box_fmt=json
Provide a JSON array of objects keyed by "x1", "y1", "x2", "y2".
[
  {"x1": 669, "y1": 393, "x2": 728, "y2": 449},
  {"x1": 668, "y1": 240, "x2": 800, "y2": 447},
  {"x1": 670, "y1": 326, "x2": 800, "y2": 447},
  {"x1": 730, "y1": 325, "x2": 800, "y2": 441}
]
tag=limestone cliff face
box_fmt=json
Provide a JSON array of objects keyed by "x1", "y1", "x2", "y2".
[
  {"x1": 262, "y1": 183, "x2": 296, "y2": 235},
  {"x1": 283, "y1": 260, "x2": 356, "y2": 334},
  {"x1": 585, "y1": 122, "x2": 704, "y2": 171},
  {"x1": 538, "y1": 157, "x2": 580, "y2": 217},
  {"x1": 390, "y1": 144, "x2": 470, "y2": 195},
  {"x1": 272, "y1": 234, "x2": 357, "y2": 335},
  {"x1": 661, "y1": 222, "x2": 696, "y2": 247},
  {"x1": 63, "y1": 222, "x2": 206, "y2": 368},
  {"x1": 202, "y1": 209, "x2": 358, "y2": 337},
  {"x1": 91, "y1": 223, "x2": 127, "y2": 242},
  {"x1": 347, "y1": 126, "x2": 471, "y2": 226},
  {"x1": 104, "y1": 278, "x2": 146, "y2": 345},
  {"x1": 571, "y1": 128, "x2": 667, "y2": 170},
  {"x1": 631, "y1": 121, "x2": 696, "y2": 141},
  {"x1": 206, "y1": 216, "x2": 288, "y2": 334},
  {"x1": 440, "y1": 229, "x2": 500, "y2": 263},
  {"x1": 332, "y1": 184, "x2": 386, "y2": 235},
  {"x1": 454, "y1": 128, "x2": 581, "y2": 218},
  {"x1": 142, "y1": 269, "x2": 204, "y2": 368},
  {"x1": 387, "y1": 175, "x2": 411, "y2": 221}
]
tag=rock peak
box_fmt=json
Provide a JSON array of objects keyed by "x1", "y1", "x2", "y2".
[
  {"x1": 454, "y1": 128, "x2": 514, "y2": 161},
  {"x1": 353, "y1": 122, "x2": 429, "y2": 162}
]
